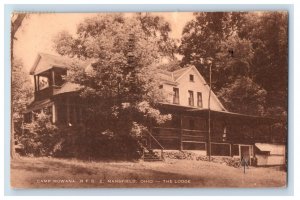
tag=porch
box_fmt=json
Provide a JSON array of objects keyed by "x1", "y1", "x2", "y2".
[{"x1": 147, "y1": 103, "x2": 276, "y2": 162}]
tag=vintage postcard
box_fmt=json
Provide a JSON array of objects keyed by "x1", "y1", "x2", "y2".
[{"x1": 10, "y1": 12, "x2": 288, "y2": 188}]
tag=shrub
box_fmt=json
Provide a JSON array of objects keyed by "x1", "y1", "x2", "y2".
[
  {"x1": 20, "y1": 113, "x2": 144, "y2": 160},
  {"x1": 20, "y1": 112, "x2": 59, "y2": 156}
]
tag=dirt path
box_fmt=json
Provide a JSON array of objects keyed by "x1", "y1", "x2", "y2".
[{"x1": 10, "y1": 157, "x2": 286, "y2": 188}]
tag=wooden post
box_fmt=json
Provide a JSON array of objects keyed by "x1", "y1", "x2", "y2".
[
  {"x1": 52, "y1": 104, "x2": 57, "y2": 123},
  {"x1": 52, "y1": 70, "x2": 55, "y2": 86},
  {"x1": 37, "y1": 76, "x2": 40, "y2": 90},
  {"x1": 79, "y1": 107, "x2": 83, "y2": 123},
  {"x1": 180, "y1": 114, "x2": 183, "y2": 151},
  {"x1": 66, "y1": 97, "x2": 70, "y2": 125},
  {"x1": 34, "y1": 75, "x2": 37, "y2": 92},
  {"x1": 208, "y1": 62, "x2": 212, "y2": 161},
  {"x1": 269, "y1": 123, "x2": 272, "y2": 142},
  {"x1": 73, "y1": 106, "x2": 77, "y2": 124}
]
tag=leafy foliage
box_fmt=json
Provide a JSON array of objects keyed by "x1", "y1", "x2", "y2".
[
  {"x1": 179, "y1": 12, "x2": 288, "y2": 119},
  {"x1": 11, "y1": 60, "x2": 33, "y2": 139},
  {"x1": 20, "y1": 113, "x2": 59, "y2": 156},
  {"x1": 217, "y1": 77, "x2": 267, "y2": 115},
  {"x1": 179, "y1": 12, "x2": 287, "y2": 143},
  {"x1": 53, "y1": 14, "x2": 173, "y2": 157}
]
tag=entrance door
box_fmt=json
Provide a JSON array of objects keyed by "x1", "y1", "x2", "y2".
[{"x1": 240, "y1": 145, "x2": 250, "y2": 163}]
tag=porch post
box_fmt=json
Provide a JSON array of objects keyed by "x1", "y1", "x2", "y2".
[
  {"x1": 37, "y1": 76, "x2": 40, "y2": 90},
  {"x1": 79, "y1": 107, "x2": 83, "y2": 123},
  {"x1": 180, "y1": 114, "x2": 183, "y2": 151},
  {"x1": 269, "y1": 123, "x2": 272, "y2": 142},
  {"x1": 51, "y1": 70, "x2": 55, "y2": 86},
  {"x1": 52, "y1": 104, "x2": 57, "y2": 123},
  {"x1": 66, "y1": 97, "x2": 70, "y2": 125},
  {"x1": 206, "y1": 113, "x2": 212, "y2": 159},
  {"x1": 34, "y1": 75, "x2": 37, "y2": 92},
  {"x1": 73, "y1": 106, "x2": 77, "y2": 123}
]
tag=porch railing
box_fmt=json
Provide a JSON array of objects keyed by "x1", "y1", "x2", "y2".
[{"x1": 145, "y1": 130, "x2": 165, "y2": 160}]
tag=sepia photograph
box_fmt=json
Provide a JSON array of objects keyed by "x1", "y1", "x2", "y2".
[{"x1": 10, "y1": 11, "x2": 288, "y2": 188}]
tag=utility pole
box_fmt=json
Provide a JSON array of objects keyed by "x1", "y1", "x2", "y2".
[{"x1": 208, "y1": 61, "x2": 212, "y2": 162}]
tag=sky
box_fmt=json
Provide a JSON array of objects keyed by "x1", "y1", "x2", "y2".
[{"x1": 14, "y1": 12, "x2": 194, "y2": 73}]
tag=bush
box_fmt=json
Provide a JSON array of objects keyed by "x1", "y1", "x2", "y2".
[
  {"x1": 20, "y1": 113, "x2": 144, "y2": 160},
  {"x1": 20, "y1": 112, "x2": 60, "y2": 156},
  {"x1": 54, "y1": 128, "x2": 143, "y2": 160}
]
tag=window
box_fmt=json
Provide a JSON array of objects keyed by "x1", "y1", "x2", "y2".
[
  {"x1": 38, "y1": 76, "x2": 49, "y2": 90},
  {"x1": 173, "y1": 88, "x2": 179, "y2": 104},
  {"x1": 159, "y1": 85, "x2": 163, "y2": 89},
  {"x1": 189, "y1": 74, "x2": 194, "y2": 82},
  {"x1": 188, "y1": 90, "x2": 194, "y2": 106},
  {"x1": 55, "y1": 73, "x2": 64, "y2": 86},
  {"x1": 197, "y1": 92, "x2": 203, "y2": 108}
]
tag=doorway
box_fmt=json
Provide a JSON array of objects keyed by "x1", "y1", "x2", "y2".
[{"x1": 240, "y1": 145, "x2": 252, "y2": 165}]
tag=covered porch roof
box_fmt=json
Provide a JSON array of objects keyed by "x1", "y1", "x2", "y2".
[
  {"x1": 158, "y1": 103, "x2": 277, "y2": 124},
  {"x1": 24, "y1": 98, "x2": 54, "y2": 113}
]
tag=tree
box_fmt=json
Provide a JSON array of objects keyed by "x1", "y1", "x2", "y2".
[
  {"x1": 179, "y1": 12, "x2": 266, "y2": 114},
  {"x1": 157, "y1": 58, "x2": 182, "y2": 72},
  {"x1": 11, "y1": 13, "x2": 26, "y2": 61},
  {"x1": 11, "y1": 13, "x2": 28, "y2": 158},
  {"x1": 240, "y1": 12, "x2": 288, "y2": 138},
  {"x1": 217, "y1": 77, "x2": 267, "y2": 115},
  {"x1": 53, "y1": 13, "x2": 172, "y2": 158},
  {"x1": 179, "y1": 12, "x2": 289, "y2": 118},
  {"x1": 11, "y1": 60, "x2": 33, "y2": 156},
  {"x1": 179, "y1": 12, "x2": 252, "y2": 89},
  {"x1": 238, "y1": 12, "x2": 288, "y2": 112},
  {"x1": 179, "y1": 11, "x2": 288, "y2": 143}
]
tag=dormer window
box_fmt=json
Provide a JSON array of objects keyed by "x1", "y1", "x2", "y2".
[{"x1": 189, "y1": 74, "x2": 194, "y2": 82}]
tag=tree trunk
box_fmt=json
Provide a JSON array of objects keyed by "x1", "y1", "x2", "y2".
[{"x1": 10, "y1": 13, "x2": 26, "y2": 159}]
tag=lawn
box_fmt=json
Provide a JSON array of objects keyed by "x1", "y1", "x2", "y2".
[{"x1": 10, "y1": 156, "x2": 286, "y2": 188}]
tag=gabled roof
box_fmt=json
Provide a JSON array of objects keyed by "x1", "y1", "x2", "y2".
[
  {"x1": 30, "y1": 53, "x2": 70, "y2": 75},
  {"x1": 173, "y1": 67, "x2": 192, "y2": 80},
  {"x1": 30, "y1": 53, "x2": 89, "y2": 75},
  {"x1": 157, "y1": 66, "x2": 193, "y2": 83},
  {"x1": 158, "y1": 66, "x2": 227, "y2": 111}
]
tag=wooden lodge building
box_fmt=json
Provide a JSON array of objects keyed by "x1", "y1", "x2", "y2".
[{"x1": 24, "y1": 53, "x2": 286, "y2": 165}]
